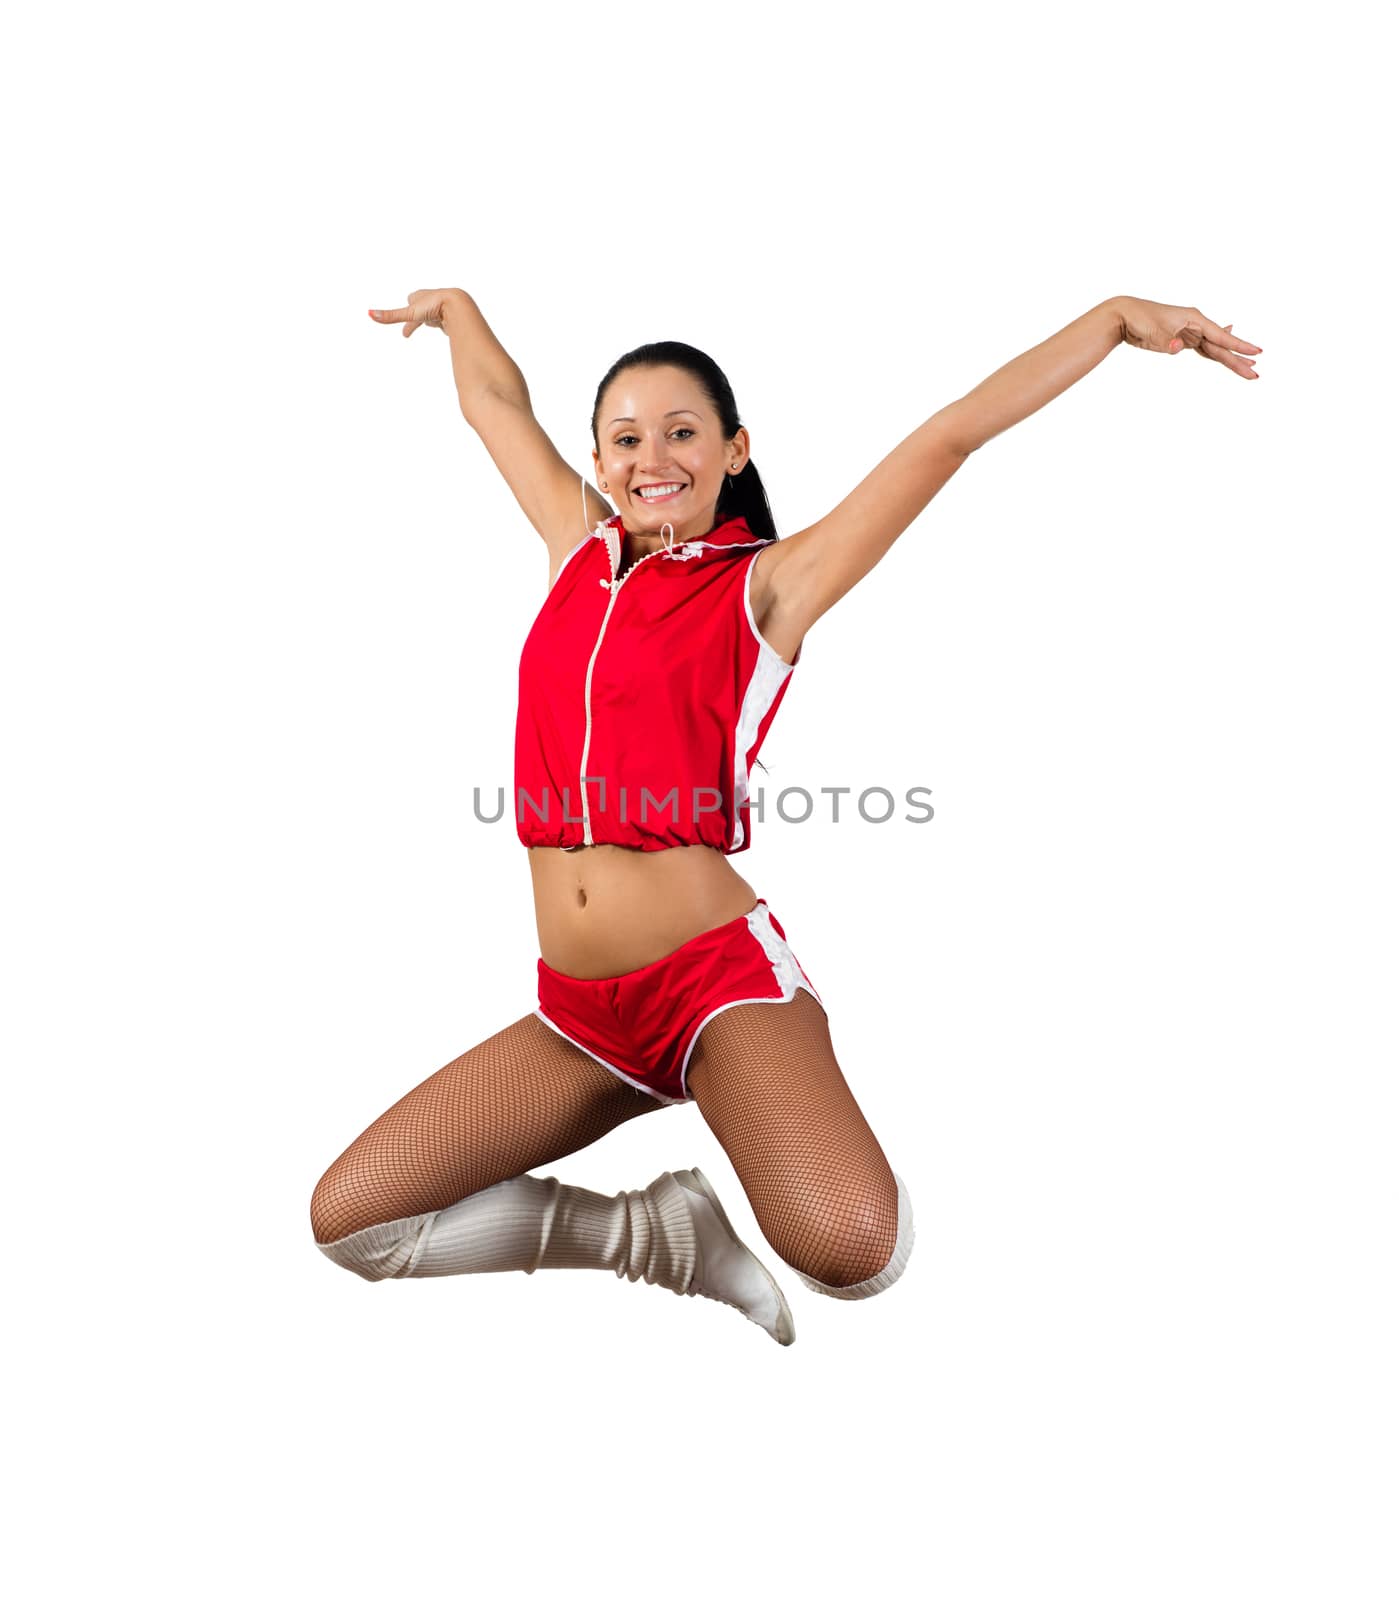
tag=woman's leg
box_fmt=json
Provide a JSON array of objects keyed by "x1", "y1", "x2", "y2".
[
  {"x1": 686, "y1": 990, "x2": 915, "y2": 1300},
  {"x1": 309, "y1": 1013, "x2": 794, "y2": 1339},
  {"x1": 310, "y1": 1012, "x2": 662, "y2": 1244},
  {"x1": 309, "y1": 1013, "x2": 694, "y2": 1280}
]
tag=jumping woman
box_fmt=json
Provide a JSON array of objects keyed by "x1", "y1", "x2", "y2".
[{"x1": 310, "y1": 288, "x2": 1261, "y2": 1344}]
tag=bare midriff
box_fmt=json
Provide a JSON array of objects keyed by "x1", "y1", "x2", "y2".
[{"x1": 527, "y1": 843, "x2": 760, "y2": 980}]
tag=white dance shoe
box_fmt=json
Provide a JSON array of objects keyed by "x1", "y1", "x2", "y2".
[{"x1": 673, "y1": 1167, "x2": 796, "y2": 1346}]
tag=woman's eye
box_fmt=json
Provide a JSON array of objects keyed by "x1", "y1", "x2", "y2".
[{"x1": 613, "y1": 429, "x2": 694, "y2": 448}]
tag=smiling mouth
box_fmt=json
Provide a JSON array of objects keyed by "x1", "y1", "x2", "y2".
[{"x1": 635, "y1": 483, "x2": 686, "y2": 502}]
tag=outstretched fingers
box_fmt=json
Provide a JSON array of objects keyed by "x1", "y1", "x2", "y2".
[
  {"x1": 368, "y1": 305, "x2": 420, "y2": 338},
  {"x1": 1199, "y1": 314, "x2": 1262, "y2": 355},
  {"x1": 1200, "y1": 321, "x2": 1262, "y2": 378},
  {"x1": 367, "y1": 291, "x2": 452, "y2": 339},
  {"x1": 1172, "y1": 315, "x2": 1263, "y2": 379}
]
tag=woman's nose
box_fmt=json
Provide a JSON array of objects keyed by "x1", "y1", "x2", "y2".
[{"x1": 640, "y1": 437, "x2": 672, "y2": 471}]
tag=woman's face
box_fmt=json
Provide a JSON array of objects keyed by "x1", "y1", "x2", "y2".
[{"x1": 594, "y1": 365, "x2": 749, "y2": 537}]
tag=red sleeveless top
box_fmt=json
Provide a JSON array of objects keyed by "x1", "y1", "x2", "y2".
[{"x1": 514, "y1": 510, "x2": 801, "y2": 854}]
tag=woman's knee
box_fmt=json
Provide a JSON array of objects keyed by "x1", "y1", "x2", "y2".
[
  {"x1": 774, "y1": 1171, "x2": 916, "y2": 1301},
  {"x1": 309, "y1": 1152, "x2": 436, "y2": 1279},
  {"x1": 310, "y1": 1155, "x2": 390, "y2": 1250},
  {"x1": 313, "y1": 1205, "x2": 430, "y2": 1281}
]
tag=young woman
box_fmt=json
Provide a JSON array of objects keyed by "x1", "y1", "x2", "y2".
[{"x1": 310, "y1": 289, "x2": 1261, "y2": 1345}]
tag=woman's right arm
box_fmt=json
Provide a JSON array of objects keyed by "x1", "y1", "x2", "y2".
[{"x1": 369, "y1": 288, "x2": 611, "y2": 567}]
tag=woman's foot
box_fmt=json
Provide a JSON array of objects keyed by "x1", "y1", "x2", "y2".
[{"x1": 672, "y1": 1168, "x2": 795, "y2": 1346}]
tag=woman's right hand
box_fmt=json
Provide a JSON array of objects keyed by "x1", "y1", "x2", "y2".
[
  {"x1": 368, "y1": 288, "x2": 465, "y2": 338},
  {"x1": 1116, "y1": 297, "x2": 1261, "y2": 376}
]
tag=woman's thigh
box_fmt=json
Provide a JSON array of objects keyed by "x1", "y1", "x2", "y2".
[
  {"x1": 686, "y1": 990, "x2": 899, "y2": 1289},
  {"x1": 310, "y1": 1012, "x2": 665, "y2": 1244}
]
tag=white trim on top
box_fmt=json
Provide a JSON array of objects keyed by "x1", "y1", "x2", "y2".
[
  {"x1": 729, "y1": 617, "x2": 794, "y2": 852},
  {"x1": 549, "y1": 533, "x2": 593, "y2": 592},
  {"x1": 743, "y1": 546, "x2": 797, "y2": 668},
  {"x1": 550, "y1": 475, "x2": 607, "y2": 591}
]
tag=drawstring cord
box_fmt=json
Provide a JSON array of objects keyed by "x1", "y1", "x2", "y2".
[
  {"x1": 595, "y1": 519, "x2": 703, "y2": 590},
  {"x1": 578, "y1": 480, "x2": 731, "y2": 571}
]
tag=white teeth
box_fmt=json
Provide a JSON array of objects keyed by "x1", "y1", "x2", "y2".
[{"x1": 638, "y1": 484, "x2": 683, "y2": 499}]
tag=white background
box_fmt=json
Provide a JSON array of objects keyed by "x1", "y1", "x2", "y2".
[{"x1": 5, "y1": 1, "x2": 1394, "y2": 1595}]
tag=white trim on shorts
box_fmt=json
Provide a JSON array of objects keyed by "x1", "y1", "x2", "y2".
[
  {"x1": 678, "y1": 902, "x2": 824, "y2": 1101},
  {"x1": 532, "y1": 1007, "x2": 688, "y2": 1107}
]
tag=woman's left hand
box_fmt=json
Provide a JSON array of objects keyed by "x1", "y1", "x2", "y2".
[{"x1": 1117, "y1": 297, "x2": 1262, "y2": 378}]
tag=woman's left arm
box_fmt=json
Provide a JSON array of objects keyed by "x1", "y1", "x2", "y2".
[{"x1": 757, "y1": 296, "x2": 1262, "y2": 657}]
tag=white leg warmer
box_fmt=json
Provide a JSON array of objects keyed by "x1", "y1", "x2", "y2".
[
  {"x1": 316, "y1": 1171, "x2": 698, "y2": 1296},
  {"x1": 792, "y1": 1171, "x2": 916, "y2": 1301}
]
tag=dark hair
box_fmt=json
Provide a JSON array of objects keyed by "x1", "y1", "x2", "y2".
[{"x1": 590, "y1": 340, "x2": 777, "y2": 543}]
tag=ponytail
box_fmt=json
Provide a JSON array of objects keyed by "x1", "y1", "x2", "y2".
[{"x1": 715, "y1": 456, "x2": 777, "y2": 543}]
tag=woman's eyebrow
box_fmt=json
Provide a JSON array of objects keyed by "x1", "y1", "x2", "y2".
[{"x1": 607, "y1": 410, "x2": 703, "y2": 425}]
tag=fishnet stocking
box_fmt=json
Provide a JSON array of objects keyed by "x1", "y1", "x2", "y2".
[
  {"x1": 686, "y1": 989, "x2": 899, "y2": 1289},
  {"x1": 310, "y1": 1014, "x2": 663, "y2": 1246}
]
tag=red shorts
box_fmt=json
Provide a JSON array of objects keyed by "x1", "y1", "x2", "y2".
[{"x1": 534, "y1": 899, "x2": 824, "y2": 1105}]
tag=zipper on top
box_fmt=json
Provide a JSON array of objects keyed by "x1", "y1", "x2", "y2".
[{"x1": 576, "y1": 523, "x2": 676, "y2": 845}]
